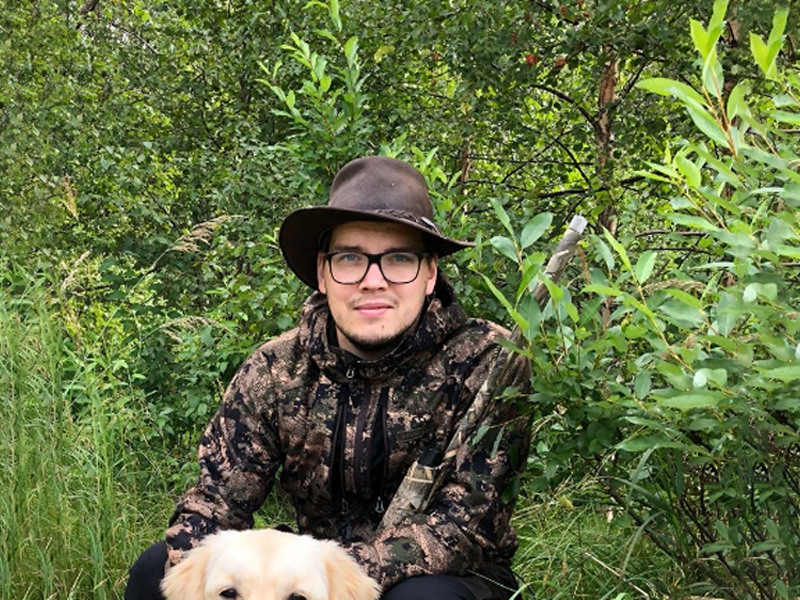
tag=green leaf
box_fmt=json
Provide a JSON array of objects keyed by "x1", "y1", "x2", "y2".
[
  {"x1": 690, "y1": 19, "x2": 711, "y2": 59},
  {"x1": 634, "y1": 251, "x2": 657, "y2": 284},
  {"x1": 658, "y1": 300, "x2": 706, "y2": 329},
  {"x1": 594, "y1": 237, "x2": 616, "y2": 271},
  {"x1": 315, "y1": 28, "x2": 339, "y2": 45},
  {"x1": 584, "y1": 283, "x2": 625, "y2": 297},
  {"x1": 667, "y1": 214, "x2": 720, "y2": 232},
  {"x1": 490, "y1": 236, "x2": 518, "y2": 263},
  {"x1": 685, "y1": 104, "x2": 730, "y2": 147},
  {"x1": 726, "y1": 82, "x2": 750, "y2": 121},
  {"x1": 769, "y1": 110, "x2": 800, "y2": 126},
  {"x1": 694, "y1": 147, "x2": 742, "y2": 188},
  {"x1": 701, "y1": 52, "x2": 724, "y2": 99},
  {"x1": 664, "y1": 288, "x2": 703, "y2": 311},
  {"x1": 472, "y1": 424, "x2": 490, "y2": 445},
  {"x1": 750, "y1": 33, "x2": 770, "y2": 75},
  {"x1": 373, "y1": 44, "x2": 394, "y2": 63},
  {"x1": 319, "y1": 75, "x2": 332, "y2": 93},
  {"x1": 617, "y1": 435, "x2": 687, "y2": 452},
  {"x1": 763, "y1": 366, "x2": 800, "y2": 382},
  {"x1": 540, "y1": 274, "x2": 564, "y2": 304},
  {"x1": 693, "y1": 368, "x2": 728, "y2": 388},
  {"x1": 675, "y1": 155, "x2": 702, "y2": 188},
  {"x1": 329, "y1": 0, "x2": 342, "y2": 31},
  {"x1": 634, "y1": 370, "x2": 652, "y2": 399},
  {"x1": 708, "y1": 0, "x2": 729, "y2": 34},
  {"x1": 660, "y1": 392, "x2": 724, "y2": 410},
  {"x1": 491, "y1": 199, "x2": 515, "y2": 237},
  {"x1": 763, "y1": 9, "x2": 789, "y2": 80},
  {"x1": 520, "y1": 213, "x2": 552, "y2": 249},
  {"x1": 636, "y1": 78, "x2": 706, "y2": 106},
  {"x1": 480, "y1": 275, "x2": 529, "y2": 332},
  {"x1": 602, "y1": 228, "x2": 632, "y2": 273},
  {"x1": 343, "y1": 36, "x2": 359, "y2": 66}
]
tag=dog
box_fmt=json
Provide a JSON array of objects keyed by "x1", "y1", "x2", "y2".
[{"x1": 161, "y1": 528, "x2": 381, "y2": 600}]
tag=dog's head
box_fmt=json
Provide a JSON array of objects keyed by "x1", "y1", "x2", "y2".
[{"x1": 160, "y1": 529, "x2": 381, "y2": 600}]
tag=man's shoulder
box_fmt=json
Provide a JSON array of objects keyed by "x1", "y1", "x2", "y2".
[
  {"x1": 242, "y1": 326, "x2": 305, "y2": 372},
  {"x1": 451, "y1": 317, "x2": 512, "y2": 345}
]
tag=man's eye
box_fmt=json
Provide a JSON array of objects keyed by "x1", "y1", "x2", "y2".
[
  {"x1": 220, "y1": 589, "x2": 238, "y2": 599},
  {"x1": 334, "y1": 253, "x2": 363, "y2": 264},
  {"x1": 386, "y1": 252, "x2": 416, "y2": 264}
]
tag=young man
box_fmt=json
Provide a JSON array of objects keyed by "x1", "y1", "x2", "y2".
[{"x1": 126, "y1": 156, "x2": 531, "y2": 600}]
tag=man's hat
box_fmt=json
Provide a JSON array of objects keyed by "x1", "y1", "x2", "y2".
[{"x1": 279, "y1": 156, "x2": 473, "y2": 288}]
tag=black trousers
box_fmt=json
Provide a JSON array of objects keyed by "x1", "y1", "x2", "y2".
[{"x1": 125, "y1": 540, "x2": 520, "y2": 600}]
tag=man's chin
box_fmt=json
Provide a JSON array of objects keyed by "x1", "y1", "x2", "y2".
[
  {"x1": 339, "y1": 328, "x2": 408, "y2": 359},
  {"x1": 349, "y1": 335, "x2": 402, "y2": 357}
]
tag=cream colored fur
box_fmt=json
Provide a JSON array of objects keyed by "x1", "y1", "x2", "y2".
[{"x1": 161, "y1": 529, "x2": 381, "y2": 600}]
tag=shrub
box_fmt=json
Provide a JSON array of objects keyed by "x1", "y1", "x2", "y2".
[{"x1": 494, "y1": 2, "x2": 799, "y2": 597}]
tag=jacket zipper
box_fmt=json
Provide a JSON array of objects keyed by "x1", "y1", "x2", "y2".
[
  {"x1": 339, "y1": 363, "x2": 356, "y2": 540},
  {"x1": 353, "y1": 380, "x2": 371, "y2": 498},
  {"x1": 371, "y1": 388, "x2": 390, "y2": 515}
]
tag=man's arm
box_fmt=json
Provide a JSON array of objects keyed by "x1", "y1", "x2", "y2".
[{"x1": 164, "y1": 348, "x2": 282, "y2": 567}]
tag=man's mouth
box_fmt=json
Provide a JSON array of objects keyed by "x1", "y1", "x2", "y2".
[{"x1": 353, "y1": 301, "x2": 394, "y2": 317}]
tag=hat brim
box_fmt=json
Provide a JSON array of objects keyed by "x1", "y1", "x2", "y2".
[{"x1": 279, "y1": 206, "x2": 473, "y2": 289}]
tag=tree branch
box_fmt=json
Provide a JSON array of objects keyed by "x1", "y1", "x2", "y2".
[{"x1": 530, "y1": 83, "x2": 596, "y2": 131}]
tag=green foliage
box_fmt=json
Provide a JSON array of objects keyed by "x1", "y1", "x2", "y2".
[
  {"x1": 260, "y1": 0, "x2": 374, "y2": 190},
  {"x1": 2, "y1": 0, "x2": 799, "y2": 597},
  {"x1": 492, "y1": 3, "x2": 799, "y2": 597},
  {"x1": 0, "y1": 267, "x2": 173, "y2": 598}
]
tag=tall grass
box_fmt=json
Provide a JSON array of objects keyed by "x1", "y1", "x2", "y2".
[
  {"x1": 512, "y1": 492, "x2": 679, "y2": 599},
  {"x1": 0, "y1": 272, "x2": 172, "y2": 599}
]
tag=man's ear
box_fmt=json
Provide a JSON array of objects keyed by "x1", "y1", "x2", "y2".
[
  {"x1": 160, "y1": 546, "x2": 210, "y2": 600},
  {"x1": 317, "y1": 253, "x2": 327, "y2": 294},
  {"x1": 425, "y1": 255, "x2": 438, "y2": 296}
]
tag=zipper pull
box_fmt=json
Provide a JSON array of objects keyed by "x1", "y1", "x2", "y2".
[
  {"x1": 341, "y1": 499, "x2": 354, "y2": 540},
  {"x1": 346, "y1": 365, "x2": 355, "y2": 378},
  {"x1": 375, "y1": 496, "x2": 385, "y2": 514}
]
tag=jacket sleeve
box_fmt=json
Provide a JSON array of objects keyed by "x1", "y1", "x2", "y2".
[
  {"x1": 344, "y1": 345, "x2": 532, "y2": 589},
  {"x1": 164, "y1": 348, "x2": 282, "y2": 568}
]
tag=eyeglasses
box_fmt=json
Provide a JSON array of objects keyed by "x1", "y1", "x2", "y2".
[{"x1": 324, "y1": 251, "x2": 430, "y2": 285}]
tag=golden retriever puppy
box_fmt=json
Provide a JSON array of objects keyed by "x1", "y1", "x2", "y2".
[{"x1": 161, "y1": 528, "x2": 381, "y2": 600}]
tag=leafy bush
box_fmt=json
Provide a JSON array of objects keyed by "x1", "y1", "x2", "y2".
[{"x1": 494, "y1": 2, "x2": 799, "y2": 597}]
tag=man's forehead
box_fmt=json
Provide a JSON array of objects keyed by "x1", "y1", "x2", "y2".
[{"x1": 328, "y1": 220, "x2": 425, "y2": 247}]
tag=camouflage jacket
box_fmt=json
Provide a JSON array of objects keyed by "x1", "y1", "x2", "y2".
[{"x1": 165, "y1": 279, "x2": 531, "y2": 589}]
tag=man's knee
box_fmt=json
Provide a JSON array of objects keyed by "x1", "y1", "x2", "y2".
[
  {"x1": 383, "y1": 575, "x2": 476, "y2": 600},
  {"x1": 125, "y1": 540, "x2": 167, "y2": 600}
]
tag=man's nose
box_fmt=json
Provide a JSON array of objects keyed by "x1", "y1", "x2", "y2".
[{"x1": 359, "y1": 261, "x2": 388, "y2": 288}]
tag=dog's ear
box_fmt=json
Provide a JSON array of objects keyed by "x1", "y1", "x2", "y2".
[
  {"x1": 160, "y1": 546, "x2": 210, "y2": 600},
  {"x1": 321, "y1": 542, "x2": 381, "y2": 600}
]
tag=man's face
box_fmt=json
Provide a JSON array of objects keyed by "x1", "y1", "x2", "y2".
[{"x1": 317, "y1": 220, "x2": 438, "y2": 360}]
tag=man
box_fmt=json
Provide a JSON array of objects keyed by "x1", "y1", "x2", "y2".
[{"x1": 126, "y1": 156, "x2": 532, "y2": 600}]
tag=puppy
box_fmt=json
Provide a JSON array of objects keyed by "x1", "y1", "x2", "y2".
[{"x1": 161, "y1": 528, "x2": 381, "y2": 600}]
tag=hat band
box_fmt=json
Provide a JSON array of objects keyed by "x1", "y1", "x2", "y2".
[{"x1": 370, "y1": 209, "x2": 441, "y2": 234}]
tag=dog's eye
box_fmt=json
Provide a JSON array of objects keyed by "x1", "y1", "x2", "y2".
[
  {"x1": 288, "y1": 594, "x2": 307, "y2": 600},
  {"x1": 220, "y1": 589, "x2": 238, "y2": 599}
]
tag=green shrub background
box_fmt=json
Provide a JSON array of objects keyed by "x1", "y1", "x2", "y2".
[{"x1": 1, "y1": 0, "x2": 797, "y2": 597}]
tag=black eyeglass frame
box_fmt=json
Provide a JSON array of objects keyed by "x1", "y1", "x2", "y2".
[{"x1": 324, "y1": 251, "x2": 431, "y2": 285}]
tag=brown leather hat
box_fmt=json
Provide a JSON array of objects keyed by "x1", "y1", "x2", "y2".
[{"x1": 279, "y1": 156, "x2": 473, "y2": 288}]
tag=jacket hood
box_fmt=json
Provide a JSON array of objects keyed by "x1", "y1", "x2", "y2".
[{"x1": 298, "y1": 275, "x2": 468, "y2": 380}]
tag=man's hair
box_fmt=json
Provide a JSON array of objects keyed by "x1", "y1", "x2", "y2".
[{"x1": 318, "y1": 230, "x2": 332, "y2": 253}]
